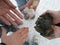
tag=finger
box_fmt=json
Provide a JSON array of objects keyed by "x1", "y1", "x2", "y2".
[
  {"x1": 8, "y1": 11, "x2": 23, "y2": 25},
  {"x1": 16, "y1": 28, "x2": 29, "y2": 44},
  {"x1": 12, "y1": 9, "x2": 23, "y2": 19},
  {"x1": 20, "y1": 34, "x2": 28, "y2": 43},
  {"x1": 0, "y1": 8, "x2": 9, "y2": 16},
  {"x1": 19, "y1": 5, "x2": 26, "y2": 10},
  {"x1": 18, "y1": 31, "x2": 28, "y2": 39},
  {"x1": 17, "y1": 27, "x2": 29, "y2": 37},
  {"x1": 23, "y1": 35, "x2": 28, "y2": 42},
  {"x1": 0, "y1": 0, "x2": 9, "y2": 15},
  {"x1": 40, "y1": 10, "x2": 52, "y2": 16},
  {"x1": 15, "y1": 27, "x2": 29, "y2": 37},
  {"x1": 17, "y1": 27, "x2": 29, "y2": 34},
  {"x1": 44, "y1": 10, "x2": 55, "y2": 15},
  {"x1": 46, "y1": 10, "x2": 59, "y2": 16},
  {"x1": 3, "y1": 14, "x2": 18, "y2": 27},
  {"x1": 18, "y1": 33, "x2": 28, "y2": 44},
  {"x1": 1, "y1": 27, "x2": 7, "y2": 37},
  {"x1": 46, "y1": 10, "x2": 54, "y2": 14},
  {"x1": 20, "y1": 27, "x2": 29, "y2": 36},
  {"x1": 3, "y1": 0, "x2": 16, "y2": 9},
  {"x1": 0, "y1": 16, "x2": 11, "y2": 25}
]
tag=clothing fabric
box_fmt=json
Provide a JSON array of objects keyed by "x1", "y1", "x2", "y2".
[
  {"x1": 15, "y1": 0, "x2": 29, "y2": 16},
  {"x1": 15, "y1": 0, "x2": 28, "y2": 7},
  {"x1": 0, "y1": 20, "x2": 11, "y2": 36}
]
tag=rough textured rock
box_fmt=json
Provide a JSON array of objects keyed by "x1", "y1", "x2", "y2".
[{"x1": 35, "y1": 13, "x2": 54, "y2": 37}]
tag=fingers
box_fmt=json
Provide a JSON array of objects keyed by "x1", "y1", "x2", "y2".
[
  {"x1": 16, "y1": 27, "x2": 29, "y2": 45},
  {"x1": 12, "y1": 9, "x2": 23, "y2": 19},
  {"x1": 20, "y1": 28, "x2": 28, "y2": 44},
  {"x1": 3, "y1": 0, "x2": 16, "y2": 9},
  {"x1": 42, "y1": 10, "x2": 59, "y2": 18},
  {"x1": 19, "y1": 5, "x2": 26, "y2": 11},
  {"x1": 17, "y1": 33, "x2": 28, "y2": 45},
  {"x1": 20, "y1": 33, "x2": 28, "y2": 44},
  {"x1": 0, "y1": 0, "x2": 10, "y2": 15},
  {"x1": 0, "y1": 16, "x2": 11, "y2": 25},
  {"x1": 45, "y1": 10, "x2": 56, "y2": 14},
  {"x1": 19, "y1": 27, "x2": 29, "y2": 37},
  {"x1": 20, "y1": 28, "x2": 28, "y2": 40},
  {"x1": 46, "y1": 10, "x2": 55, "y2": 13},
  {"x1": 15, "y1": 27, "x2": 29, "y2": 34},
  {"x1": 8, "y1": 11, "x2": 23, "y2": 25},
  {"x1": 0, "y1": 0, "x2": 23, "y2": 26},
  {"x1": 1, "y1": 27, "x2": 7, "y2": 37},
  {"x1": 3, "y1": 14, "x2": 18, "y2": 27},
  {"x1": 0, "y1": 10, "x2": 23, "y2": 26},
  {"x1": 40, "y1": 10, "x2": 53, "y2": 16}
]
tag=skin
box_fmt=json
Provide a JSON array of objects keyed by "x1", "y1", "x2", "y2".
[
  {"x1": 0, "y1": 0, "x2": 23, "y2": 27},
  {"x1": 52, "y1": 25, "x2": 60, "y2": 38},
  {"x1": 20, "y1": 0, "x2": 40, "y2": 18},
  {"x1": 1, "y1": 27, "x2": 29, "y2": 45},
  {"x1": 44, "y1": 10, "x2": 60, "y2": 24},
  {"x1": 19, "y1": 0, "x2": 33, "y2": 10},
  {"x1": 43, "y1": 10, "x2": 60, "y2": 38},
  {"x1": 19, "y1": 0, "x2": 39, "y2": 10}
]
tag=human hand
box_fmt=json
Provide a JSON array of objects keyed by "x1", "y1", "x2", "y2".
[
  {"x1": 19, "y1": 0, "x2": 33, "y2": 10},
  {"x1": 42, "y1": 10, "x2": 60, "y2": 18},
  {"x1": 52, "y1": 25, "x2": 60, "y2": 38},
  {"x1": 19, "y1": 0, "x2": 39, "y2": 10},
  {"x1": 42, "y1": 10, "x2": 60, "y2": 24},
  {"x1": 1, "y1": 27, "x2": 29, "y2": 45},
  {"x1": 0, "y1": 0, "x2": 23, "y2": 27}
]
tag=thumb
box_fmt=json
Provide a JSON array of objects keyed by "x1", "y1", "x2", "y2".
[{"x1": 1, "y1": 27, "x2": 7, "y2": 37}]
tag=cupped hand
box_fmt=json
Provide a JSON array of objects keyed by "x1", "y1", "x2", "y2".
[{"x1": 1, "y1": 27, "x2": 29, "y2": 45}]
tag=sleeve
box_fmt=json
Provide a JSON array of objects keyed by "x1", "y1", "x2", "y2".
[{"x1": 0, "y1": 43, "x2": 6, "y2": 45}]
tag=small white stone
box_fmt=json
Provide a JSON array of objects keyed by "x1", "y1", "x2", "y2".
[
  {"x1": 23, "y1": 7, "x2": 35, "y2": 17},
  {"x1": 33, "y1": 35, "x2": 39, "y2": 43},
  {"x1": 7, "y1": 32, "x2": 13, "y2": 36}
]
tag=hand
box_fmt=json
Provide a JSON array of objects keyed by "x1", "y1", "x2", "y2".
[
  {"x1": 1, "y1": 27, "x2": 29, "y2": 45},
  {"x1": 52, "y1": 25, "x2": 60, "y2": 38},
  {"x1": 19, "y1": 0, "x2": 33, "y2": 10},
  {"x1": 0, "y1": 0, "x2": 23, "y2": 27},
  {"x1": 42, "y1": 10, "x2": 60, "y2": 24},
  {"x1": 44, "y1": 10, "x2": 60, "y2": 17},
  {"x1": 19, "y1": 0, "x2": 39, "y2": 10}
]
